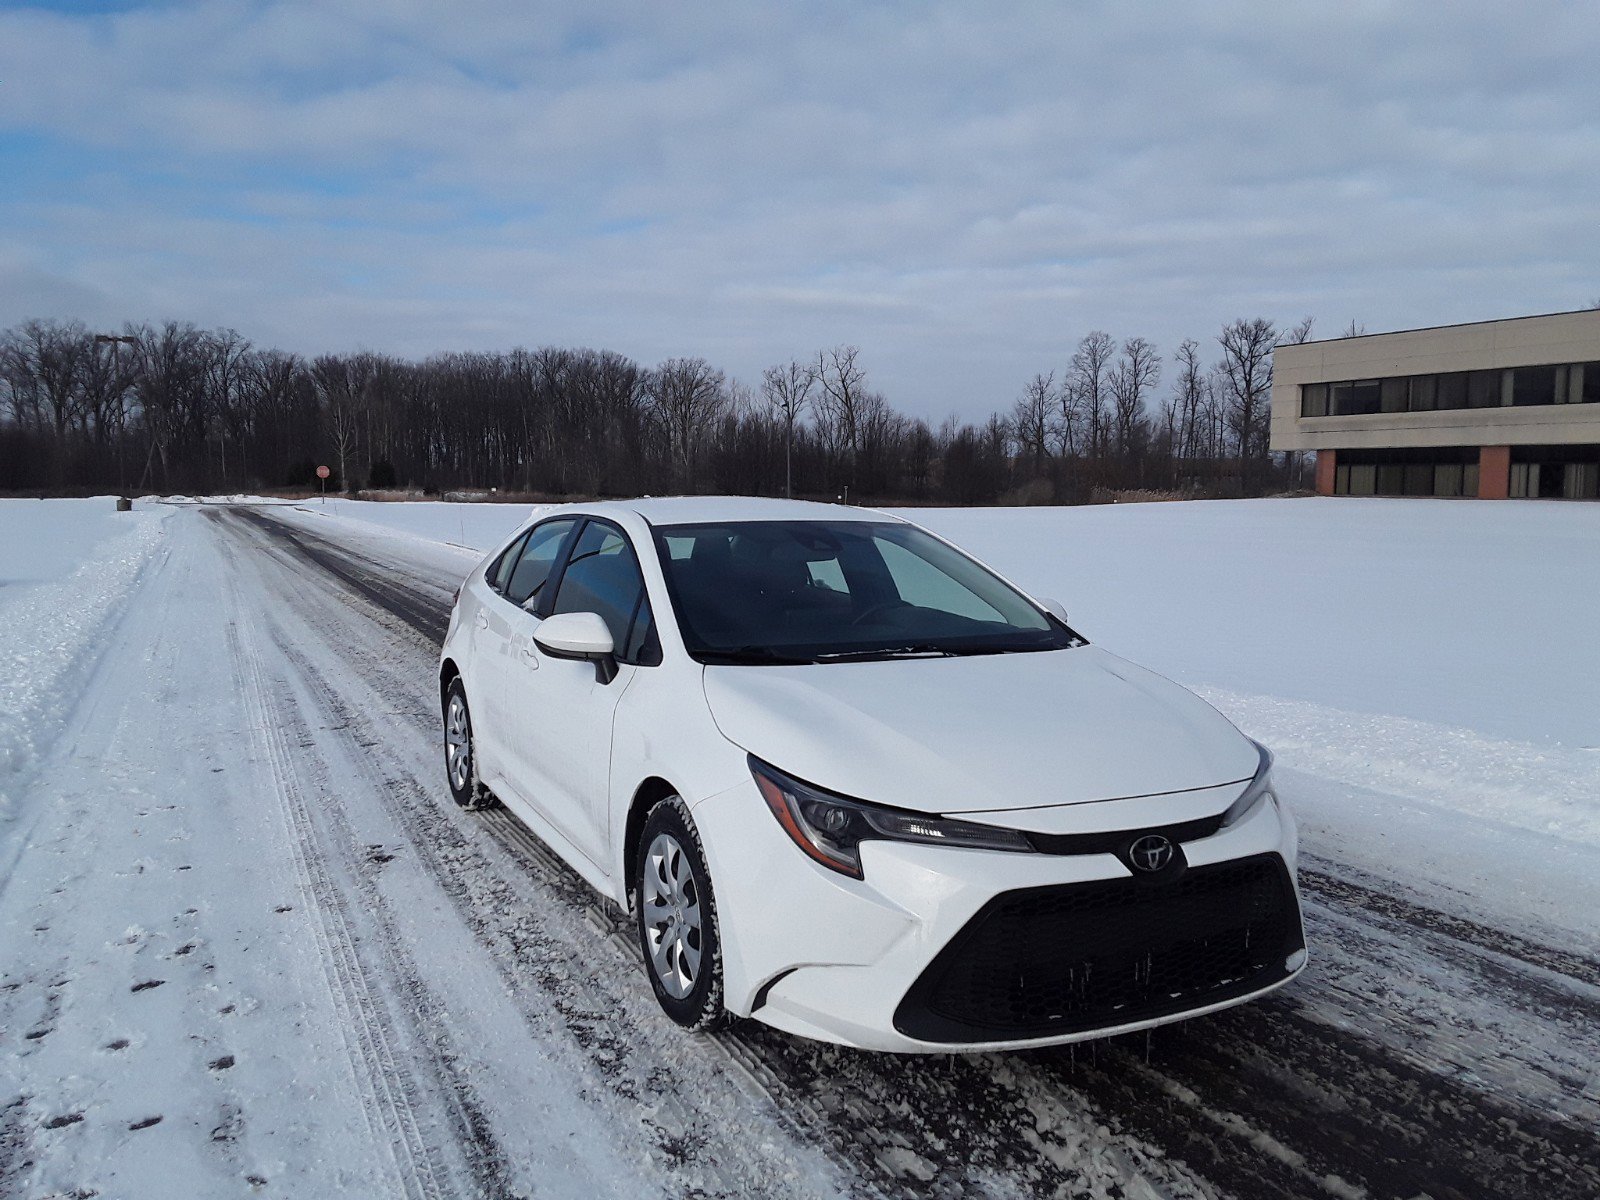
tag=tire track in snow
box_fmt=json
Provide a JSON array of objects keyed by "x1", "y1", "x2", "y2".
[
  {"x1": 1301, "y1": 864, "x2": 1600, "y2": 994},
  {"x1": 223, "y1": 569, "x2": 482, "y2": 1200},
  {"x1": 219, "y1": 502, "x2": 1600, "y2": 1200}
]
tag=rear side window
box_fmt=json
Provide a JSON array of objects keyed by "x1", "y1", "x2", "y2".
[
  {"x1": 551, "y1": 522, "x2": 659, "y2": 665},
  {"x1": 505, "y1": 519, "x2": 577, "y2": 609},
  {"x1": 487, "y1": 530, "x2": 530, "y2": 594}
]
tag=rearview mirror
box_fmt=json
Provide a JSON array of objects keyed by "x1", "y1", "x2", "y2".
[
  {"x1": 1036, "y1": 596, "x2": 1069, "y2": 625},
  {"x1": 533, "y1": 611, "x2": 619, "y2": 684}
]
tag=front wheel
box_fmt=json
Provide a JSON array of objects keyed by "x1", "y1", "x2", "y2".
[
  {"x1": 635, "y1": 797, "x2": 725, "y2": 1031},
  {"x1": 442, "y1": 678, "x2": 494, "y2": 810}
]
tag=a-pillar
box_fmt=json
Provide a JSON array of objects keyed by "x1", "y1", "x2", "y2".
[
  {"x1": 1314, "y1": 449, "x2": 1337, "y2": 496},
  {"x1": 1478, "y1": 445, "x2": 1510, "y2": 499}
]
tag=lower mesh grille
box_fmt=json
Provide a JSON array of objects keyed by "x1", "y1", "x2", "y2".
[{"x1": 894, "y1": 853, "x2": 1302, "y2": 1043}]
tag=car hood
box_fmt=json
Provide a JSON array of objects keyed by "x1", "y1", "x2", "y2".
[{"x1": 702, "y1": 645, "x2": 1257, "y2": 815}]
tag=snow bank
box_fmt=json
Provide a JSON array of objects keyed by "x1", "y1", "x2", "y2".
[
  {"x1": 897, "y1": 498, "x2": 1600, "y2": 750},
  {"x1": 285, "y1": 497, "x2": 535, "y2": 551},
  {"x1": 0, "y1": 497, "x2": 168, "y2": 821}
]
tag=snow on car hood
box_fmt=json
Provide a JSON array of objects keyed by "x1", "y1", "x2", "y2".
[{"x1": 702, "y1": 645, "x2": 1258, "y2": 814}]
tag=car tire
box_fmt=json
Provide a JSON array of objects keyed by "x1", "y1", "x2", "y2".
[
  {"x1": 635, "y1": 797, "x2": 726, "y2": 1031},
  {"x1": 442, "y1": 678, "x2": 495, "y2": 811}
]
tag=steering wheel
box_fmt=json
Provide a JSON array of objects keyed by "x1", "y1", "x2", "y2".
[{"x1": 850, "y1": 599, "x2": 907, "y2": 627}]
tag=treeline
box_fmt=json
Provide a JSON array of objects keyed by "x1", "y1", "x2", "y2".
[{"x1": 0, "y1": 315, "x2": 1313, "y2": 503}]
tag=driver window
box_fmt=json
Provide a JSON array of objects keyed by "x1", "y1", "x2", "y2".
[
  {"x1": 551, "y1": 522, "x2": 657, "y2": 665},
  {"x1": 505, "y1": 519, "x2": 577, "y2": 610}
]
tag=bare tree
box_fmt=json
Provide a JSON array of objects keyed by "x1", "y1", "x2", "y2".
[
  {"x1": 816, "y1": 345, "x2": 867, "y2": 487},
  {"x1": 1281, "y1": 316, "x2": 1315, "y2": 345},
  {"x1": 4, "y1": 320, "x2": 92, "y2": 482},
  {"x1": 760, "y1": 359, "x2": 817, "y2": 497},
  {"x1": 1068, "y1": 332, "x2": 1115, "y2": 458},
  {"x1": 1341, "y1": 319, "x2": 1367, "y2": 338},
  {"x1": 310, "y1": 353, "x2": 373, "y2": 491},
  {"x1": 130, "y1": 321, "x2": 209, "y2": 489},
  {"x1": 204, "y1": 328, "x2": 251, "y2": 482},
  {"x1": 1108, "y1": 336, "x2": 1160, "y2": 459},
  {"x1": 644, "y1": 357, "x2": 727, "y2": 489},
  {"x1": 1217, "y1": 318, "x2": 1277, "y2": 481},
  {"x1": 1165, "y1": 338, "x2": 1207, "y2": 462},
  {"x1": 1010, "y1": 372, "x2": 1054, "y2": 467}
]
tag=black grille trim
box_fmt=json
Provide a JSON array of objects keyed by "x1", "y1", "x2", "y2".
[
  {"x1": 1023, "y1": 813, "x2": 1224, "y2": 857},
  {"x1": 894, "y1": 853, "x2": 1303, "y2": 1044}
]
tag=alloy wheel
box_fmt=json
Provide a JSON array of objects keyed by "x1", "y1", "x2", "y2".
[
  {"x1": 641, "y1": 832, "x2": 702, "y2": 999},
  {"x1": 445, "y1": 692, "x2": 472, "y2": 793}
]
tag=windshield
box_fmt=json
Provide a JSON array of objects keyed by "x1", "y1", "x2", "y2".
[{"x1": 653, "y1": 520, "x2": 1083, "y2": 663}]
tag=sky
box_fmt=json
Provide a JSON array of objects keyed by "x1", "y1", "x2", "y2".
[{"x1": 1, "y1": 0, "x2": 1598, "y2": 421}]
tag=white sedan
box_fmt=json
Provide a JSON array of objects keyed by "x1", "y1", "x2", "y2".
[{"x1": 438, "y1": 497, "x2": 1306, "y2": 1052}]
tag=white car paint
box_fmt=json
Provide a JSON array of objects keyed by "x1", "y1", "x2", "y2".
[
  {"x1": 440, "y1": 496, "x2": 1306, "y2": 1052},
  {"x1": 701, "y1": 647, "x2": 1260, "y2": 814}
]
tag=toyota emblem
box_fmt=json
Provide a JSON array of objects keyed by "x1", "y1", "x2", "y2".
[{"x1": 1129, "y1": 834, "x2": 1174, "y2": 873}]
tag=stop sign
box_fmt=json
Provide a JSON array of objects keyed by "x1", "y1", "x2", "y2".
[{"x1": 316, "y1": 465, "x2": 331, "y2": 479}]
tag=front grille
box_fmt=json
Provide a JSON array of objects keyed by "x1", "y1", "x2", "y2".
[
  {"x1": 1024, "y1": 813, "x2": 1224, "y2": 857},
  {"x1": 894, "y1": 853, "x2": 1302, "y2": 1044}
]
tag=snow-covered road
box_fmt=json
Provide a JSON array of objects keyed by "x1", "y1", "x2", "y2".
[{"x1": 3, "y1": 499, "x2": 1598, "y2": 1200}]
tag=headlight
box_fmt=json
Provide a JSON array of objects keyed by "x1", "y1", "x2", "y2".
[
  {"x1": 1220, "y1": 741, "x2": 1277, "y2": 828},
  {"x1": 748, "y1": 756, "x2": 1034, "y2": 879}
]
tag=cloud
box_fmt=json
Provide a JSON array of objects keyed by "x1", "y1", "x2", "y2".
[{"x1": 1, "y1": 0, "x2": 1598, "y2": 417}]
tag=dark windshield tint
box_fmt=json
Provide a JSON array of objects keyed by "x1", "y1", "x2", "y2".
[{"x1": 654, "y1": 520, "x2": 1079, "y2": 662}]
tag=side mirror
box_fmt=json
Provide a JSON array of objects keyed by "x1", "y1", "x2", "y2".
[
  {"x1": 1036, "y1": 596, "x2": 1070, "y2": 625},
  {"x1": 533, "y1": 611, "x2": 619, "y2": 684}
]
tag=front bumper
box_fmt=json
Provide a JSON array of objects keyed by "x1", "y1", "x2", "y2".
[{"x1": 690, "y1": 779, "x2": 1305, "y2": 1053}]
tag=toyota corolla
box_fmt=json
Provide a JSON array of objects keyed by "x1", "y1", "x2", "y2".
[{"x1": 438, "y1": 497, "x2": 1306, "y2": 1052}]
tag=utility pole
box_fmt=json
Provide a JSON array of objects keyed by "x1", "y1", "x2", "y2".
[{"x1": 94, "y1": 334, "x2": 139, "y2": 490}]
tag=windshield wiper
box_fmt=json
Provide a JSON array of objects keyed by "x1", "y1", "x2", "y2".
[
  {"x1": 814, "y1": 644, "x2": 962, "y2": 662},
  {"x1": 697, "y1": 646, "x2": 819, "y2": 665},
  {"x1": 815, "y1": 643, "x2": 1040, "y2": 662}
]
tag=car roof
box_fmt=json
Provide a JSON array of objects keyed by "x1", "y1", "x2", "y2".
[{"x1": 573, "y1": 495, "x2": 906, "y2": 527}]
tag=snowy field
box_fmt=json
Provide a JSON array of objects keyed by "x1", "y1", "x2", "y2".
[{"x1": 2, "y1": 493, "x2": 1598, "y2": 1199}]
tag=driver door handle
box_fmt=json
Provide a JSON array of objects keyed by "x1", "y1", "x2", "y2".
[{"x1": 474, "y1": 611, "x2": 489, "y2": 630}]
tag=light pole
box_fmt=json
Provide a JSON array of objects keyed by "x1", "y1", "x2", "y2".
[{"x1": 94, "y1": 334, "x2": 138, "y2": 489}]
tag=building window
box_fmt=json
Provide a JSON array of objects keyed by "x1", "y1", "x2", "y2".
[
  {"x1": 1330, "y1": 447, "x2": 1480, "y2": 497},
  {"x1": 1302, "y1": 360, "x2": 1600, "y2": 418},
  {"x1": 1466, "y1": 369, "x2": 1506, "y2": 408},
  {"x1": 1437, "y1": 372, "x2": 1468, "y2": 409},
  {"x1": 1512, "y1": 364, "x2": 1559, "y2": 406},
  {"x1": 1568, "y1": 462, "x2": 1600, "y2": 499},
  {"x1": 1509, "y1": 445, "x2": 1600, "y2": 500},
  {"x1": 1350, "y1": 379, "x2": 1382, "y2": 414},
  {"x1": 1509, "y1": 462, "x2": 1537, "y2": 498}
]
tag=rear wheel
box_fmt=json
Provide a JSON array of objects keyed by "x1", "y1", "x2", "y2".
[
  {"x1": 442, "y1": 678, "x2": 494, "y2": 810},
  {"x1": 635, "y1": 797, "x2": 725, "y2": 1030}
]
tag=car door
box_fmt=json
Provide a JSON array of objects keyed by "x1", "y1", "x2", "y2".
[
  {"x1": 502, "y1": 518, "x2": 659, "y2": 874},
  {"x1": 474, "y1": 517, "x2": 578, "y2": 782},
  {"x1": 463, "y1": 526, "x2": 529, "y2": 774}
]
